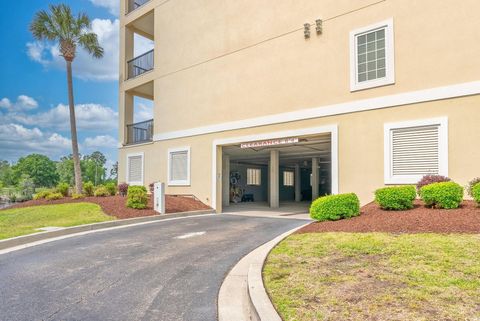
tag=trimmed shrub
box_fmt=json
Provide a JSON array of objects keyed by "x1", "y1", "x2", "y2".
[
  {"x1": 83, "y1": 181, "x2": 95, "y2": 197},
  {"x1": 94, "y1": 185, "x2": 110, "y2": 197},
  {"x1": 310, "y1": 193, "x2": 360, "y2": 221},
  {"x1": 126, "y1": 186, "x2": 148, "y2": 209},
  {"x1": 33, "y1": 189, "x2": 53, "y2": 200},
  {"x1": 420, "y1": 182, "x2": 463, "y2": 209},
  {"x1": 467, "y1": 177, "x2": 480, "y2": 197},
  {"x1": 416, "y1": 175, "x2": 451, "y2": 194},
  {"x1": 118, "y1": 182, "x2": 129, "y2": 197},
  {"x1": 374, "y1": 185, "x2": 416, "y2": 210},
  {"x1": 471, "y1": 182, "x2": 480, "y2": 205},
  {"x1": 57, "y1": 182, "x2": 70, "y2": 197},
  {"x1": 105, "y1": 182, "x2": 117, "y2": 196},
  {"x1": 45, "y1": 192, "x2": 63, "y2": 201},
  {"x1": 71, "y1": 193, "x2": 85, "y2": 200},
  {"x1": 16, "y1": 195, "x2": 32, "y2": 202}
]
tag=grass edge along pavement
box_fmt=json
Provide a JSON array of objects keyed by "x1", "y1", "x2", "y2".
[
  {"x1": 263, "y1": 232, "x2": 480, "y2": 321},
  {"x1": 0, "y1": 202, "x2": 114, "y2": 240}
]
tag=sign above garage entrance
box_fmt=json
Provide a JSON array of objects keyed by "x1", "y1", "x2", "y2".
[{"x1": 240, "y1": 137, "x2": 299, "y2": 149}]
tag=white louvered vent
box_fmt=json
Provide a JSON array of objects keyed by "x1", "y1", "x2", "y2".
[
  {"x1": 283, "y1": 171, "x2": 294, "y2": 187},
  {"x1": 128, "y1": 155, "x2": 143, "y2": 183},
  {"x1": 170, "y1": 150, "x2": 188, "y2": 182},
  {"x1": 247, "y1": 168, "x2": 261, "y2": 186},
  {"x1": 391, "y1": 124, "x2": 439, "y2": 177}
]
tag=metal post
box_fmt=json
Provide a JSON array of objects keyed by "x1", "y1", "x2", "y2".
[{"x1": 154, "y1": 182, "x2": 165, "y2": 214}]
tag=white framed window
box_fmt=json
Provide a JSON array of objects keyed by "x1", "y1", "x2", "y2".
[
  {"x1": 168, "y1": 147, "x2": 191, "y2": 186},
  {"x1": 247, "y1": 168, "x2": 261, "y2": 186},
  {"x1": 384, "y1": 117, "x2": 448, "y2": 184},
  {"x1": 283, "y1": 171, "x2": 294, "y2": 187},
  {"x1": 126, "y1": 152, "x2": 144, "y2": 185},
  {"x1": 350, "y1": 18, "x2": 395, "y2": 92}
]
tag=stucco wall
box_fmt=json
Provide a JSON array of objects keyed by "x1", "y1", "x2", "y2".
[
  {"x1": 145, "y1": 0, "x2": 480, "y2": 133},
  {"x1": 119, "y1": 96, "x2": 480, "y2": 211}
]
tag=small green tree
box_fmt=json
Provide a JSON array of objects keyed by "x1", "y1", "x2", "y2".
[
  {"x1": 57, "y1": 155, "x2": 76, "y2": 186},
  {"x1": 83, "y1": 151, "x2": 107, "y2": 185},
  {"x1": 0, "y1": 160, "x2": 16, "y2": 186},
  {"x1": 110, "y1": 161, "x2": 118, "y2": 181},
  {"x1": 18, "y1": 174, "x2": 35, "y2": 200},
  {"x1": 13, "y1": 154, "x2": 59, "y2": 188}
]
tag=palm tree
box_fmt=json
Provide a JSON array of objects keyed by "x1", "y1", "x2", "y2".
[{"x1": 30, "y1": 4, "x2": 104, "y2": 194}]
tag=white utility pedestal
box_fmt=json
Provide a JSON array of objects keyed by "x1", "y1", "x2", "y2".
[{"x1": 154, "y1": 182, "x2": 166, "y2": 214}]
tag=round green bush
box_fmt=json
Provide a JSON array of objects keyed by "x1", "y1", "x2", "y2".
[
  {"x1": 45, "y1": 192, "x2": 63, "y2": 201},
  {"x1": 126, "y1": 186, "x2": 148, "y2": 209},
  {"x1": 420, "y1": 181, "x2": 463, "y2": 209},
  {"x1": 105, "y1": 182, "x2": 117, "y2": 196},
  {"x1": 374, "y1": 185, "x2": 416, "y2": 210},
  {"x1": 94, "y1": 186, "x2": 110, "y2": 197},
  {"x1": 71, "y1": 193, "x2": 85, "y2": 200},
  {"x1": 416, "y1": 175, "x2": 451, "y2": 194},
  {"x1": 83, "y1": 181, "x2": 95, "y2": 197},
  {"x1": 467, "y1": 177, "x2": 480, "y2": 197},
  {"x1": 56, "y1": 182, "x2": 70, "y2": 197},
  {"x1": 310, "y1": 193, "x2": 360, "y2": 221},
  {"x1": 33, "y1": 189, "x2": 53, "y2": 200},
  {"x1": 471, "y1": 182, "x2": 480, "y2": 205}
]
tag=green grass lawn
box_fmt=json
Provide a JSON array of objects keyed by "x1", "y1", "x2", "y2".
[
  {"x1": 264, "y1": 233, "x2": 480, "y2": 321},
  {"x1": 0, "y1": 203, "x2": 115, "y2": 240}
]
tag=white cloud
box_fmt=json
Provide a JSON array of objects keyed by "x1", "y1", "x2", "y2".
[
  {"x1": 26, "y1": 42, "x2": 49, "y2": 66},
  {"x1": 0, "y1": 122, "x2": 120, "y2": 163},
  {"x1": 89, "y1": 0, "x2": 119, "y2": 16},
  {"x1": 0, "y1": 98, "x2": 10, "y2": 109},
  {"x1": 10, "y1": 103, "x2": 118, "y2": 131},
  {"x1": 26, "y1": 19, "x2": 119, "y2": 82},
  {"x1": 134, "y1": 102, "x2": 153, "y2": 122},
  {"x1": 84, "y1": 135, "x2": 117, "y2": 148},
  {"x1": 134, "y1": 34, "x2": 155, "y2": 57},
  {"x1": 0, "y1": 124, "x2": 72, "y2": 160},
  {"x1": 0, "y1": 95, "x2": 38, "y2": 111}
]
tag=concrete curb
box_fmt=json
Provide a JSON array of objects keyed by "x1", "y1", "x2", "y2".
[
  {"x1": 0, "y1": 209, "x2": 215, "y2": 251},
  {"x1": 218, "y1": 222, "x2": 309, "y2": 321}
]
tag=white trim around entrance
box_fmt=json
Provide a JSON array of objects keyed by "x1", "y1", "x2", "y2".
[{"x1": 211, "y1": 124, "x2": 339, "y2": 211}]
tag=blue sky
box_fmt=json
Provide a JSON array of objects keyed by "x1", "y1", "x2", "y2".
[{"x1": 0, "y1": 0, "x2": 153, "y2": 170}]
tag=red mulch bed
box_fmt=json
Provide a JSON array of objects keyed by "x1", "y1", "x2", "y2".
[
  {"x1": 298, "y1": 200, "x2": 480, "y2": 234},
  {"x1": 4, "y1": 195, "x2": 211, "y2": 219}
]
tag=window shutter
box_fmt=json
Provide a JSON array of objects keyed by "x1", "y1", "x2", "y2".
[
  {"x1": 391, "y1": 124, "x2": 440, "y2": 176},
  {"x1": 128, "y1": 155, "x2": 143, "y2": 183},
  {"x1": 170, "y1": 151, "x2": 188, "y2": 181}
]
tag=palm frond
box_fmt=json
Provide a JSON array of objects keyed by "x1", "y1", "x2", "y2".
[
  {"x1": 76, "y1": 13, "x2": 91, "y2": 31},
  {"x1": 78, "y1": 33, "x2": 104, "y2": 59},
  {"x1": 30, "y1": 4, "x2": 104, "y2": 61},
  {"x1": 30, "y1": 10, "x2": 58, "y2": 41}
]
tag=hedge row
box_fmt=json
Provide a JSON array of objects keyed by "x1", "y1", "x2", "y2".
[{"x1": 310, "y1": 175, "x2": 479, "y2": 222}]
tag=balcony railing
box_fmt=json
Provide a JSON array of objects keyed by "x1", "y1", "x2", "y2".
[
  {"x1": 127, "y1": 49, "x2": 154, "y2": 79},
  {"x1": 127, "y1": 0, "x2": 151, "y2": 14},
  {"x1": 126, "y1": 119, "x2": 153, "y2": 145}
]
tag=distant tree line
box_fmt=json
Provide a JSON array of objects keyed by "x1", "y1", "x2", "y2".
[{"x1": 0, "y1": 152, "x2": 118, "y2": 190}]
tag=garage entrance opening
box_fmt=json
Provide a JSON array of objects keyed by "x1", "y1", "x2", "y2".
[{"x1": 221, "y1": 133, "x2": 332, "y2": 213}]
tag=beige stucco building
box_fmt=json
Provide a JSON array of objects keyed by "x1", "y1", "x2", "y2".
[{"x1": 118, "y1": 0, "x2": 480, "y2": 213}]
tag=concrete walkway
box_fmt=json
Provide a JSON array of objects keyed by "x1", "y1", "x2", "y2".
[
  {"x1": 223, "y1": 201, "x2": 311, "y2": 220},
  {"x1": 0, "y1": 214, "x2": 309, "y2": 321}
]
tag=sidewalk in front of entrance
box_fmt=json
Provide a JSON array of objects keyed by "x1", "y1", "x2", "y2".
[{"x1": 223, "y1": 201, "x2": 312, "y2": 220}]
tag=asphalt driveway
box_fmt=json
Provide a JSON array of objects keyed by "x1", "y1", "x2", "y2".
[{"x1": 0, "y1": 214, "x2": 309, "y2": 321}]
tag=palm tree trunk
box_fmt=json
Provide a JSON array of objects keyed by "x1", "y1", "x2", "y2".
[{"x1": 66, "y1": 60, "x2": 83, "y2": 194}]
